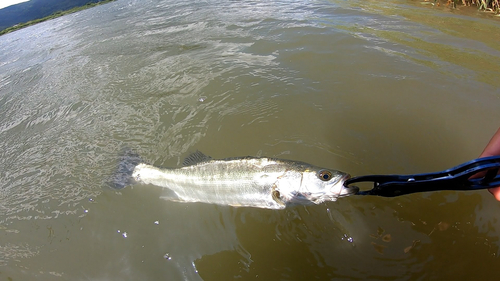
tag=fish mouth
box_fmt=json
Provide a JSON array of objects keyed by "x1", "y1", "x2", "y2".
[{"x1": 338, "y1": 174, "x2": 359, "y2": 197}]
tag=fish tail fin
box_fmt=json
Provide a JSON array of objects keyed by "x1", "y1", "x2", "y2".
[{"x1": 108, "y1": 148, "x2": 142, "y2": 189}]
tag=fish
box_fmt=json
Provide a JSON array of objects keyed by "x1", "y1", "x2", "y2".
[{"x1": 112, "y1": 150, "x2": 358, "y2": 210}]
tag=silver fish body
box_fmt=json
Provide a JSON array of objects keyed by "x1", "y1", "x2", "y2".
[{"x1": 128, "y1": 151, "x2": 358, "y2": 210}]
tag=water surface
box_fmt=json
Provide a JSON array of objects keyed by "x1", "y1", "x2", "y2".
[{"x1": 1, "y1": 0, "x2": 500, "y2": 279}]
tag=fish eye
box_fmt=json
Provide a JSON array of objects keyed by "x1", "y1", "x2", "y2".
[{"x1": 318, "y1": 170, "x2": 332, "y2": 181}]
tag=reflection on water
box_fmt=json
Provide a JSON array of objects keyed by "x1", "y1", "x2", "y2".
[{"x1": 1, "y1": 0, "x2": 500, "y2": 279}]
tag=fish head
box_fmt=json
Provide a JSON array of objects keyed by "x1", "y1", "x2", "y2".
[{"x1": 276, "y1": 167, "x2": 359, "y2": 205}]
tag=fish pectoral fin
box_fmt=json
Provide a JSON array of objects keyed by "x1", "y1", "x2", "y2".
[
  {"x1": 313, "y1": 198, "x2": 325, "y2": 204},
  {"x1": 159, "y1": 188, "x2": 182, "y2": 202},
  {"x1": 272, "y1": 184, "x2": 286, "y2": 207},
  {"x1": 182, "y1": 150, "x2": 213, "y2": 166}
]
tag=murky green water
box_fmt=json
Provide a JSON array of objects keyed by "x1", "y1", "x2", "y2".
[{"x1": 1, "y1": 0, "x2": 500, "y2": 279}]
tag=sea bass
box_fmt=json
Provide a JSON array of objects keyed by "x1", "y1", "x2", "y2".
[{"x1": 115, "y1": 151, "x2": 358, "y2": 210}]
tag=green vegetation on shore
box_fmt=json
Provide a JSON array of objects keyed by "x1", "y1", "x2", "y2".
[{"x1": 0, "y1": 0, "x2": 116, "y2": 36}]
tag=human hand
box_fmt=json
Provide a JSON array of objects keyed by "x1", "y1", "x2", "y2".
[{"x1": 479, "y1": 127, "x2": 500, "y2": 201}]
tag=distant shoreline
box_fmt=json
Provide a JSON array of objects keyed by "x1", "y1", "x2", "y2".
[{"x1": 0, "y1": 0, "x2": 116, "y2": 36}]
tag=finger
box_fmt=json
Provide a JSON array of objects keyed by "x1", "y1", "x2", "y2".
[
  {"x1": 480, "y1": 127, "x2": 500, "y2": 158},
  {"x1": 488, "y1": 187, "x2": 500, "y2": 201}
]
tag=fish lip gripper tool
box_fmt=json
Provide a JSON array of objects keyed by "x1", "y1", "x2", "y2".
[{"x1": 344, "y1": 156, "x2": 500, "y2": 197}]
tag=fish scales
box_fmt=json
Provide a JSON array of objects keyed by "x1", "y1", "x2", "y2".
[{"x1": 134, "y1": 158, "x2": 291, "y2": 209}]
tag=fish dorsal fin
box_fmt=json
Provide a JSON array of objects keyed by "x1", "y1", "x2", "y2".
[{"x1": 182, "y1": 150, "x2": 213, "y2": 166}]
